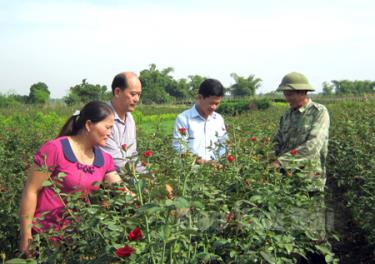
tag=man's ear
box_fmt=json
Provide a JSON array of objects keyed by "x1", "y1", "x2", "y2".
[{"x1": 114, "y1": 87, "x2": 121, "y2": 97}]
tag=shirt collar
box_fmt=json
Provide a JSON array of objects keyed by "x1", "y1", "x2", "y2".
[
  {"x1": 61, "y1": 138, "x2": 104, "y2": 167},
  {"x1": 190, "y1": 104, "x2": 217, "y2": 120},
  {"x1": 298, "y1": 99, "x2": 312, "y2": 113},
  {"x1": 291, "y1": 99, "x2": 312, "y2": 113}
]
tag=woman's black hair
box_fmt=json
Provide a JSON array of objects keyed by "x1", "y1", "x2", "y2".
[{"x1": 58, "y1": 101, "x2": 114, "y2": 137}]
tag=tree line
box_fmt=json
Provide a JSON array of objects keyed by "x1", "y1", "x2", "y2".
[{"x1": 1, "y1": 64, "x2": 374, "y2": 106}]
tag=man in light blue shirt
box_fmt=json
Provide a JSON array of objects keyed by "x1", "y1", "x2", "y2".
[{"x1": 172, "y1": 79, "x2": 228, "y2": 164}]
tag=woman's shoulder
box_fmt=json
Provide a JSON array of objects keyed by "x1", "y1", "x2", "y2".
[{"x1": 41, "y1": 137, "x2": 67, "y2": 150}]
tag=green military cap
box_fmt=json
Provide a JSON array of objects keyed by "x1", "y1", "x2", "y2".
[{"x1": 277, "y1": 72, "x2": 315, "y2": 91}]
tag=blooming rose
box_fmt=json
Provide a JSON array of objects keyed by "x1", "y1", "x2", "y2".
[
  {"x1": 115, "y1": 244, "x2": 135, "y2": 258},
  {"x1": 290, "y1": 149, "x2": 298, "y2": 156},
  {"x1": 128, "y1": 227, "x2": 143, "y2": 241},
  {"x1": 178, "y1": 127, "x2": 187, "y2": 136},
  {"x1": 143, "y1": 150, "x2": 153, "y2": 157},
  {"x1": 121, "y1": 144, "x2": 128, "y2": 151},
  {"x1": 250, "y1": 137, "x2": 257, "y2": 141},
  {"x1": 227, "y1": 155, "x2": 235, "y2": 162}
]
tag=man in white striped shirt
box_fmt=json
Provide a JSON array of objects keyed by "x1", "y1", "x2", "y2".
[{"x1": 101, "y1": 72, "x2": 142, "y2": 171}]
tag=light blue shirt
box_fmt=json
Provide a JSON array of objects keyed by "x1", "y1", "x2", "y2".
[{"x1": 172, "y1": 105, "x2": 228, "y2": 160}]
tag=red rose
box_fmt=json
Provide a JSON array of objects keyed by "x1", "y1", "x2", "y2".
[
  {"x1": 143, "y1": 150, "x2": 153, "y2": 157},
  {"x1": 128, "y1": 227, "x2": 143, "y2": 241},
  {"x1": 250, "y1": 137, "x2": 257, "y2": 141},
  {"x1": 178, "y1": 127, "x2": 187, "y2": 136},
  {"x1": 115, "y1": 244, "x2": 135, "y2": 258},
  {"x1": 227, "y1": 155, "x2": 235, "y2": 162},
  {"x1": 290, "y1": 149, "x2": 298, "y2": 156},
  {"x1": 121, "y1": 144, "x2": 128, "y2": 151}
]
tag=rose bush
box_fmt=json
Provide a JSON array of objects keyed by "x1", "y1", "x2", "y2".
[{"x1": 2, "y1": 98, "x2": 375, "y2": 262}]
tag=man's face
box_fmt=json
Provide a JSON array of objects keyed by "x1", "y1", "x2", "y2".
[
  {"x1": 196, "y1": 95, "x2": 222, "y2": 118},
  {"x1": 283, "y1": 90, "x2": 306, "y2": 109},
  {"x1": 116, "y1": 77, "x2": 142, "y2": 113}
]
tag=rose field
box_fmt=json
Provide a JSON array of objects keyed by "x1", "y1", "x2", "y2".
[{"x1": 1, "y1": 97, "x2": 375, "y2": 263}]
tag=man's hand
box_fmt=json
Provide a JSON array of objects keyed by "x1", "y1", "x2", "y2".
[
  {"x1": 195, "y1": 158, "x2": 207, "y2": 165},
  {"x1": 271, "y1": 160, "x2": 281, "y2": 169}
]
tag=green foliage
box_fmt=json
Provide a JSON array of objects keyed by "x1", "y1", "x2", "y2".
[
  {"x1": 64, "y1": 79, "x2": 110, "y2": 106},
  {"x1": 217, "y1": 98, "x2": 271, "y2": 115},
  {"x1": 330, "y1": 80, "x2": 375, "y2": 95},
  {"x1": 187, "y1": 75, "x2": 206, "y2": 98},
  {"x1": 322, "y1": 82, "x2": 334, "y2": 96},
  {"x1": 139, "y1": 65, "x2": 208, "y2": 104},
  {"x1": 137, "y1": 104, "x2": 188, "y2": 115},
  {"x1": 28, "y1": 82, "x2": 50, "y2": 104},
  {"x1": 0, "y1": 104, "x2": 339, "y2": 263},
  {"x1": 0, "y1": 110, "x2": 66, "y2": 257},
  {"x1": 139, "y1": 64, "x2": 175, "y2": 104},
  {"x1": 0, "y1": 94, "x2": 23, "y2": 108},
  {"x1": 230, "y1": 73, "x2": 262, "y2": 96},
  {"x1": 216, "y1": 100, "x2": 250, "y2": 115},
  {"x1": 327, "y1": 101, "x2": 375, "y2": 247},
  {"x1": 4, "y1": 99, "x2": 375, "y2": 262}
]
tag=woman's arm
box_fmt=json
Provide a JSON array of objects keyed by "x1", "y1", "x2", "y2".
[
  {"x1": 104, "y1": 171, "x2": 135, "y2": 196},
  {"x1": 19, "y1": 167, "x2": 49, "y2": 256}
]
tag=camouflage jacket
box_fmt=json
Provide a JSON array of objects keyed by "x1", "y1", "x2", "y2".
[{"x1": 273, "y1": 99, "x2": 330, "y2": 181}]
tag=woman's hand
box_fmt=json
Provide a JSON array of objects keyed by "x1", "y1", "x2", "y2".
[{"x1": 19, "y1": 231, "x2": 33, "y2": 258}]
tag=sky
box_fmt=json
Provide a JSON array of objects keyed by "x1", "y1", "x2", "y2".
[{"x1": 0, "y1": 0, "x2": 374, "y2": 98}]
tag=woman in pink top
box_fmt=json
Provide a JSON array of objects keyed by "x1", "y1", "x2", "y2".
[{"x1": 19, "y1": 101, "x2": 131, "y2": 257}]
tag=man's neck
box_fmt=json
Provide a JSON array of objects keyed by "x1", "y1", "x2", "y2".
[
  {"x1": 293, "y1": 97, "x2": 310, "y2": 110},
  {"x1": 195, "y1": 104, "x2": 209, "y2": 120},
  {"x1": 111, "y1": 99, "x2": 127, "y2": 121}
]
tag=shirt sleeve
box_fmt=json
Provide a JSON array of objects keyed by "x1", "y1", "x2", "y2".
[
  {"x1": 102, "y1": 136, "x2": 125, "y2": 171},
  {"x1": 217, "y1": 117, "x2": 228, "y2": 157},
  {"x1": 34, "y1": 140, "x2": 59, "y2": 172},
  {"x1": 104, "y1": 152, "x2": 117, "y2": 174},
  {"x1": 278, "y1": 108, "x2": 330, "y2": 167},
  {"x1": 172, "y1": 114, "x2": 188, "y2": 153}
]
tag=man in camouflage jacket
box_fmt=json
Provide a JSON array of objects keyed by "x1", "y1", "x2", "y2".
[
  {"x1": 272, "y1": 72, "x2": 330, "y2": 192},
  {"x1": 272, "y1": 73, "x2": 331, "y2": 254}
]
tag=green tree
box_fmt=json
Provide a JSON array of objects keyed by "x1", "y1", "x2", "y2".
[
  {"x1": 322, "y1": 81, "x2": 334, "y2": 96},
  {"x1": 166, "y1": 78, "x2": 191, "y2": 100},
  {"x1": 331, "y1": 80, "x2": 375, "y2": 95},
  {"x1": 187, "y1": 75, "x2": 206, "y2": 98},
  {"x1": 139, "y1": 64, "x2": 174, "y2": 104},
  {"x1": 28, "y1": 82, "x2": 50, "y2": 104},
  {"x1": 64, "y1": 79, "x2": 109, "y2": 106},
  {"x1": 230, "y1": 73, "x2": 262, "y2": 96}
]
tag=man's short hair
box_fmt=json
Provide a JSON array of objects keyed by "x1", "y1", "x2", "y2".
[
  {"x1": 111, "y1": 73, "x2": 128, "y2": 95},
  {"x1": 199, "y1": 79, "x2": 225, "y2": 98}
]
